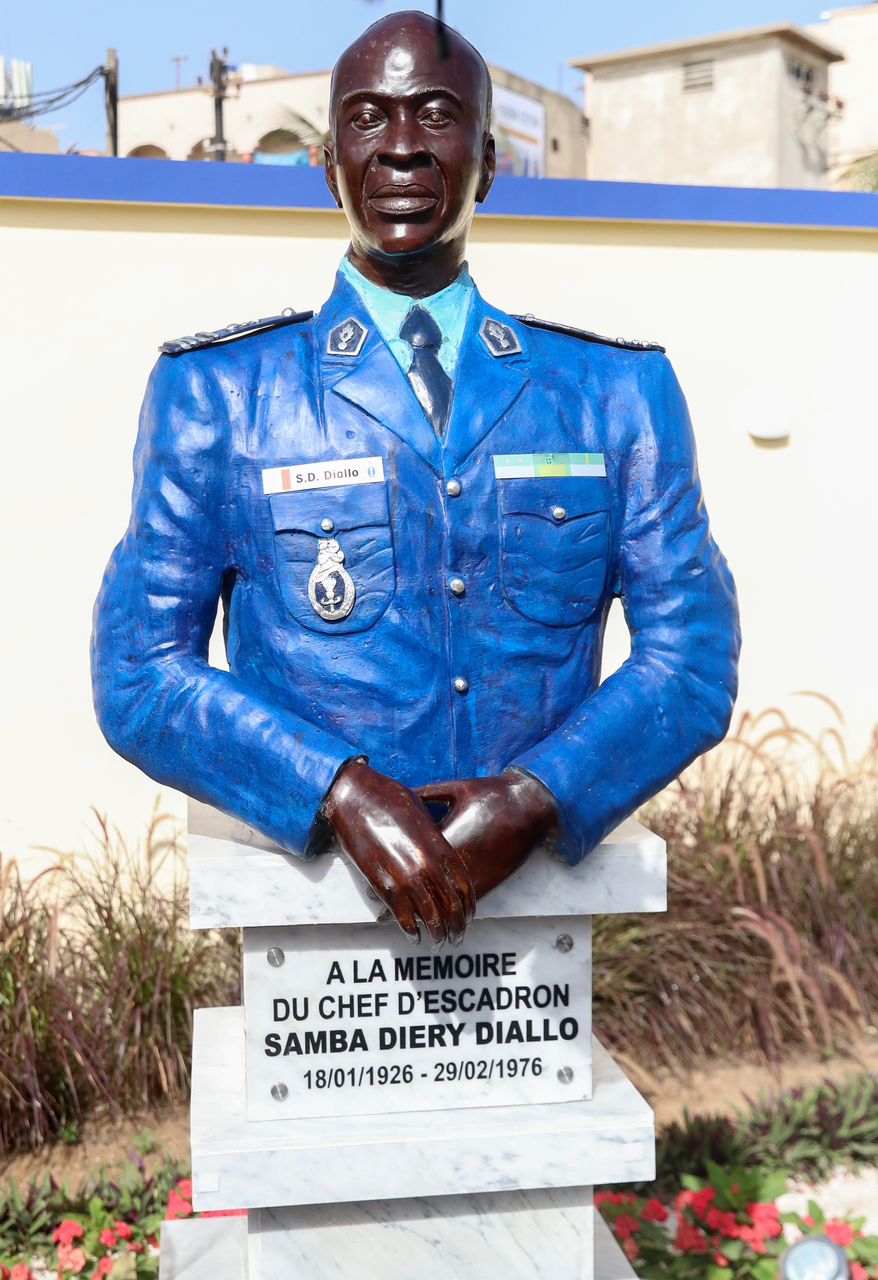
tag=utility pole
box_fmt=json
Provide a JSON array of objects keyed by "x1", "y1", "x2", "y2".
[
  {"x1": 209, "y1": 47, "x2": 229, "y2": 161},
  {"x1": 104, "y1": 48, "x2": 118, "y2": 157},
  {"x1": 171, "y1": 54, "x2": 189, "y2": 91}
]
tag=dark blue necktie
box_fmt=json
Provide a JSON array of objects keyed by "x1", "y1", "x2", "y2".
[{"x1": 400, "y1": 305, "x2": 453, "y2": 438}]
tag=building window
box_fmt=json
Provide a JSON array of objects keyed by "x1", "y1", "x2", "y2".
[
  {"x1": 788, "y1": 59, "x2": 815, "y2": 88},
  {"x1": 551, "y1": 137, "x2": 560, "y2": 153},
  {"x1": 682, "y1": 60, "x2": 715, "y2": 92}
]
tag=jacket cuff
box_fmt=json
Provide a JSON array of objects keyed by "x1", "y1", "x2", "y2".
[{"x1": 506, "y1": 752, "x2": 595, "y2": 866}]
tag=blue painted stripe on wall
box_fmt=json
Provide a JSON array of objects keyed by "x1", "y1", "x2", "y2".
[{"x1": 1, "y1": 152, "x2": 876, "y2": 232}]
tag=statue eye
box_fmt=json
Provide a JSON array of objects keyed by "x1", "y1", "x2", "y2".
[
  {"x1": 420, "y1": 107, "x2": 452, "y2": 128},
  {"x1": 352, "y1": 108, "x2": 383, "y2": 129}
]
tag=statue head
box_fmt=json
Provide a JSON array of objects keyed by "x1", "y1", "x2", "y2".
[{"x1": 325, "y1": 10, "x2": 495, "y2": 289}]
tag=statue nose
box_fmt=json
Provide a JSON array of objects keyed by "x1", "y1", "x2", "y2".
[{"x1": 380, "y1": 115, "x2": 428, "y2": 164}]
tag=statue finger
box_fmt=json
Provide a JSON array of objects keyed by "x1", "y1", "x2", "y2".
[{"x1": 442, "y1": 848, "x2": 477, "y2": 924}]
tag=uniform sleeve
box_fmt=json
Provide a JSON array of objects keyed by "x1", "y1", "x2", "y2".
[
  {"x1": 510, "y1": 352, "x2": 741, "y2": 864},
  {"x1": 91, "y1": 353, "x2": 360, "y2": 858}
]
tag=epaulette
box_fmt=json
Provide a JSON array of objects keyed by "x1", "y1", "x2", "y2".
[
  {"x1": 159, "y1": 308, "x2": 314, "y2": 356},
  {"x1": 514, "y1": 314, "x2": 665, "y2": 354}
]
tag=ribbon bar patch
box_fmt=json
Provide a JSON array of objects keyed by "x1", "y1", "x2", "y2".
[
  {"x1": 493, "y1": 452, "x2": 606, "y2": 479},
  {"x1": 262, "y1": 456, "x2": 385, "y2": 495}
]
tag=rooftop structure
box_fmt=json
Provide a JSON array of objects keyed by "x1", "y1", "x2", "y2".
[{"x1": 573, "y1": 23, "x2": 844, "y2": 189}]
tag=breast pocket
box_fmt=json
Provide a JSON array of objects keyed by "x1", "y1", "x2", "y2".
[
  {"x1": 498, "y1": 477, "x2": 610, "y2": 627},
  {"x1": 270, "y1": 482, "x2": 395, "y2": 634}
]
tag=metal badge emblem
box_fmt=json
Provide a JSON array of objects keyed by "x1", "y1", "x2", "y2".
[
  {"x1": 327, "y1": 317, "x2": 368, "y2": 357},
  {"x1": 479, "y1": 317, "x2": 522, "y2": 358},
  {"x1": 308, "y1": 538, "x2": 356, "y2": 622}
]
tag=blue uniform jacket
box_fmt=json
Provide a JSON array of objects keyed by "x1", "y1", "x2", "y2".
[{"x1": 91, "y1": 273, "x2": 740, "y2": 864}]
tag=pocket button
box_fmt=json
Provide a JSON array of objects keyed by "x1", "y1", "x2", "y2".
[{"x1": 552, "y1": 506, "x2": 567, "y2": 522}]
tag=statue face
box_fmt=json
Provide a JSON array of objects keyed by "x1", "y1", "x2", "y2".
[{"x1": 326, "y1": 15, "x2": 495, "y2": 265}]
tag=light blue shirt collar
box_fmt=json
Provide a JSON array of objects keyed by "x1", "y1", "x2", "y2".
[{"x1": 339, "y1": 256, "x2": 474, "y2": 377}]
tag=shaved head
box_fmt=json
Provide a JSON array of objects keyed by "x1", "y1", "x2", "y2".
[
  {"x1": 325, "y1": 8, "x2": 496, "y2": 295},
  {"x1": 331, "y1": 11, "x2": 493, "y2": 134}
]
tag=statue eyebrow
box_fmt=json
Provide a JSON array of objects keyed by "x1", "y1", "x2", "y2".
[{"x1": 336, "y1": 86, "x2": 465, "y2": 110}]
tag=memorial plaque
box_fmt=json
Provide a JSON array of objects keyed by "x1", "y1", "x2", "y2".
[{"x1": 243, "y1": 917, "x2": 592, "y2": 1121}]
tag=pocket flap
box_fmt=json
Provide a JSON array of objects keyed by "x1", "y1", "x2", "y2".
[
  {"x1": 270, "y1": 481, "x2": 389, "y2": 536},
  {"x1": 497, "y1": 475, "x2": 609, "y2": 521}
]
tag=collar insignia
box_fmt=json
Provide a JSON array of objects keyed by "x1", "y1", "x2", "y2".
[
  {"x1": 479, "y1": 317, "x2": 522, "y2": 358},
  {"x1": 327, "y1": 317, "x2": 368, "y2": 357}
]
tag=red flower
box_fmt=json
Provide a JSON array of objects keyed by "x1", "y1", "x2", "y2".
[
  {"x1": 706, "y1": 1207, "x2": 740, "y2": 1238},
  {"x1": 850, "y1": 1264, "x2": 868, "y2": 1280},
  {"x1": 675, "y1": 1222, "x2": 710, "y2": 1254},
  {"x1": 98, "y1": 1229, "x2": 117, "y2": 1249},
  {"x1": 56, "y1": 1244, "x2": 87, "y2": 1275},
  {"x1": 802, "y1": 1216, "x2": 815, "y2": 1228},
  {"x1": 0, "y1": 1264, "x2": 9, "y2": 1279},
  {"x1": 94, "y1": 1261, "x2": 115, "y2": 1278},
  {"x1": 176, "y1": 1179, "x2": 193, "y2": 1200},
  {"x1": 642, "y1": 1198, "x2": 669, "y2": 1224},
  {"x1": 53, "y1": 1221, "x2": 85, "y2": 1247},
  {"x1": 10, "y1": 1267, "x2": 34, "y2": 1280},
  {"x1": 622, "y1": 1238, "x2": 639, "y2": 1263},
  {"x1": 675, "y1": 1189, "x2": 695, "y2": 1212},
  {"x1": 113, "y1": 1222, "x2": 133, "y2": 1241},
  {"x1": 690, "y1": 1187, "x2": 717, "y2": 1221},
  {"x1": 749, "y1": 1203, "x2": 782, "y2": 1238},
  {"x1": 125, "y1": 1243, "x2": 145, "y2": 1255},
  {"x1": 825, "y1": 1222, "x2": 855, "y2": 1249},
  {"x1": 166, "y1": 1188, "x2": 194, "y2": 1221},
  {"x1": 739, "y1": 1225, "x2": 767, "y2": 1255},
  {"x1": 713, "y1": 1254, "x2": 731, "y2": 1268},
  {"x1": 614, "y1": 1216, "x2": 640, "y2": 1241}
]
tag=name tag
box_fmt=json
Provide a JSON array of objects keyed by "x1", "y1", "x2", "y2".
[
  {"x1": 493, "y1": 452, "x2": 606, "y2": 479},
  {"x1": 262, "y1": 456, "x2": 385, "y2": 495}
]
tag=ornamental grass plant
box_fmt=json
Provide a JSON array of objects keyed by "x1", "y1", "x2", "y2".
[
  {"x1": 593, "y1": 699, "x2": 878, "y2": 1072},
  {"x1": 0, "y1": 814, "x2": 239, "y2": 1156}
]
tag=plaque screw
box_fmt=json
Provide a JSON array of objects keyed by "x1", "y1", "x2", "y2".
[
  {"x1": 267, "y1": 947, "x2": 285, "y2": 968},
  {"x1": 270, "y1": 1082, "x2": 289, "y2": 1101},
  {"x1": 557, "y1": 1067, "x2": 574, "y2": 1084},
  {"x1": 555, "y1": 934, "x2": 574, "y2": 953}
]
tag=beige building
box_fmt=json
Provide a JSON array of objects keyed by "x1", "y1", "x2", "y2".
[
  {"x1": 574, "y1": 24, "x2": 844, "y2": 188},
  {"x1": 118, "y1": 62, "x2": 587, "y2": 179},
  {"x1": 0, "y1": 120, "x2": 60, "y2": 154},
  {"x1": 809, "y1": 3, "x2": 878, "y2": 187}
]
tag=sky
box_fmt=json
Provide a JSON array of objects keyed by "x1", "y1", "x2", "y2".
[{"x1": 1, "y1": 0, "x2": 833, "y2": 154}]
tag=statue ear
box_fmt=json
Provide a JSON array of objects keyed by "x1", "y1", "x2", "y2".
[
  {"x1": 324, "y1": 141, "x2": 343, "y2": 209},
  {"x1": 477, "y1": 134, "x2": 496, "y2": 205}
]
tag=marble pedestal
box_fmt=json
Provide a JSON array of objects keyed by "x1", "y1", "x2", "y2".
[{"x1": 160, "y1": 803, "x2": 666, "y2": 1280}]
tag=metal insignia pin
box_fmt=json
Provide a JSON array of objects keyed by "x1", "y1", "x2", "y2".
[{"x1": 308, "y1": 538, "x2": 356, "y2": 622}]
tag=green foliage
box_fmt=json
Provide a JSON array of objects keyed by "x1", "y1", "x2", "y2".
[
  {"x1": 738, "y1": 1073, "x2": 878, "y2": 1181},
  {"x1": 0, "y1": 813, "x2": 239, "y2": 1155},
  {"x1": 594, "y1": 703, "x2": 878, "y2": 1068},
  {"x1": 0, "y1": 1156, "x2": 185, "y2": 1272},
  {"x1": 627, "y1": 1071, "x2": 878, "y2": 1197}
]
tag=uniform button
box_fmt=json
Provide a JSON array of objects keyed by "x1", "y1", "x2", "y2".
[
  {"x1": 453, "y1": 677, "x2": 469, "y2": 695},
  {"x1": 321, "y1": 518, "x2": 335, "y2": 533},
  {"x1": 446, "y1": 479, "x2": 462, "y2": 497},
  {"x1": 449, "y1": 577, "x2": 466, "y2": 596},
  {"x1": 552, "y1": 506, "x2": 567, "y2": 522}
]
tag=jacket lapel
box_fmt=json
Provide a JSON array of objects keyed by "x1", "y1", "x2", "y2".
[
  {"x1": 317, "y1": 275, "x2": 442, "y2": 471},
  {"x1": 442, "y1": 290, "x2": 530, "y2": 471}
]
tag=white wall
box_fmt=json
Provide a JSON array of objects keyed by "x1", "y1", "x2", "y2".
[{"x1": 0, "y1": 195, "x2": 875, "y2": 870}]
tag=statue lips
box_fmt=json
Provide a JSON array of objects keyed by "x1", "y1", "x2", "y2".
[{"x1": 367, "y1": 182, "x2": 441, "y2": 218}]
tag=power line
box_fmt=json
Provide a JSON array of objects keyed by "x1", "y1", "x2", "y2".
[{"x1": 0, "y1": 65, "x2": 105, "y2": 123}]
